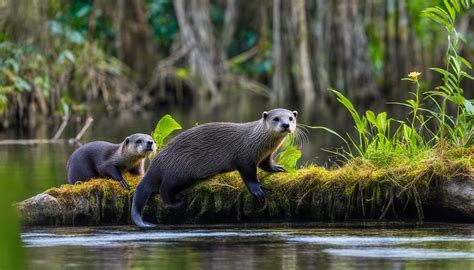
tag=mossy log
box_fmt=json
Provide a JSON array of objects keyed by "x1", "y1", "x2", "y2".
[{"x1": 16, "y1": 147, "x2": 473, "y2": 226}]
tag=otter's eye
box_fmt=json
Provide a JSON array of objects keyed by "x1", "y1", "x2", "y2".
[
  {"x1": 289, "y1": 116, "x2": 293, "y2": 121},
  {"x1": 273, "y1": 117, "x2": 279, "y2": 122},
  {"x1": 136, "y1": 140, "x2": 142, "y2": 144}
]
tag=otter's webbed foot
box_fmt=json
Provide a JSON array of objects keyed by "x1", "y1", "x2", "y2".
[
  {"x1": 137, "y1": 221, "x2": 157, "y2": 229},
  {"x1": 271, "y1": 164, "x2": 287, "y2": 172},
  {"x1": 259, "y1": 157, "x2": 287, "y2": 173},
  {"x1": 118, "y1": 179, "x2": 131, "y2": 190},
  {"x1": 248, "y1": 182, "x2": 268, "y2": 206}
]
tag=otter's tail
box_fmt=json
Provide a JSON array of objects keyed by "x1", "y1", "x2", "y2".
[{"x1": 131, "y1": 174, "x2": 159, "y2": 228}]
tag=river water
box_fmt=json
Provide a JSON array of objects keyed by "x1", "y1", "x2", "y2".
[{"x1": 23, "y1": 222, "x2": 473, "y2": 269}]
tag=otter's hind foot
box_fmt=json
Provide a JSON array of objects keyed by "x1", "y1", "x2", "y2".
[{"x1": 137, "y1": 221, "x2": 157, "y2": 229}]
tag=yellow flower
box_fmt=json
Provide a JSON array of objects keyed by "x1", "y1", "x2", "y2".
[{"x1": 408, "y1": 72, "x2": 421, "y2": 81}]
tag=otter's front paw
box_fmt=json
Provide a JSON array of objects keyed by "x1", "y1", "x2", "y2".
[
  {"x1": 249, "y1": 183, "x2": 268, "y2": 205},
  {"x1": 118, "y1": 179, "x2": 131, "y2": 190},
  {"x1": 272, "y1": 164, "x2": 287, "y2": 172}
]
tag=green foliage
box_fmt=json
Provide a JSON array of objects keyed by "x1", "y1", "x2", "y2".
[
  {"x1": 147, "y1": 0, "x2": 179, "y2": 53},
  {"x1": 314, "y1": 0, "x2": 473, "y2": 164},
  {"x1": 423, "y1": 0, "x2": 474, "y2": 147},
  {"x1": 0, "y1": 42, "x2": 33, "y2": 112},
  {"x1": 276, "y1": 137, "x2": 302, "y2": 172},
  {"x1": 151, "y1": 114, "x2": 182, "y2": 150}
]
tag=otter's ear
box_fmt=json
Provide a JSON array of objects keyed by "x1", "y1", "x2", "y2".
[
  {"x1": 125, "y1": 137, "x2": 130, "y2": 145},
  {"x1": 262, "y1": 111, "x2": 268, "y2": 119},
  {"x1": 293, "y1": 111, "x2": 298, "y2": 118}
]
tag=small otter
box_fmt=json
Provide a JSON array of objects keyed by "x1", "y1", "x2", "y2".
[
  {"x1": 132, "y1": 108, "x2": 297, "y2": 228},
  {"x1": 67, "y1": 133, "x2": 156, "y2": 189}
]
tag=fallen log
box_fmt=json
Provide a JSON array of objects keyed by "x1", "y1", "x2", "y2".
[{"x1": 16, "y1": 147, "x2": 473, "y2": 226}]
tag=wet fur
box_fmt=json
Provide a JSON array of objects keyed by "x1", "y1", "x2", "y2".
[
  {"x1": 132, "y1": 109, "x2": 297, "y2": 228},
  {"x1": 67, "y1": 134, "x2": 155, "y2": 189}
]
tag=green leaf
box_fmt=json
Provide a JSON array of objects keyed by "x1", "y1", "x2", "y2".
[
  {"x1": 444, "y1": 0, "x2": 456, "y2": 22},
  {"x1": 57, "y1": 50, "x2": 76, "y2": 64},
  {"x1": 459, "y1": 56, "x2": 472, "y2": 69},
  {"x1": 5, "y1": 59, "x2": 19, "y2": 73},
  {"x1": 450, "y1": 0, "x2": 461, "y2": 12},
  {"x1": 450, "y1": 56, "x2": 462, "y2": 74},
  {"x1": 422, "y1": 7, "x2": 453, "y2": 31},
  {"x1": 13, "y1": 76, "x2": 31, "y2": 92},
  {"x1": 176, "y1": 68, "x2": 189, "y2": 78},
  {"x1": 430, "y1": 67, "x2": 457, "y2": 81},
  {"x1": 366, "y1": 110, "x2": 376, "y2": 125},
  {"x1": 152, "y1": 114, "x2": 182, "y2": 149},
  {"x1": 277, "y1": 144, "x2": 301, "y2": 172},
  {"x1": 464, "y1": 99, "x2": 474, "y2": 114},
  {"x1": 461, "y1": 71, "x2": 474, "y2": 80},
  {"x1": 448, "y1": 94, "x2": 465, "y2": 105},
  {"x1": 60, "y1": 97, "x2": 70, "y2": 117},
  {"x1": 376, "y1": 112, "x2": 387, "y2": 133}
]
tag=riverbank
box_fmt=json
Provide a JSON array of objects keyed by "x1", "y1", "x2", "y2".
[{"x1": 16, "y1": 146, "x2": 473, "y2": 226}]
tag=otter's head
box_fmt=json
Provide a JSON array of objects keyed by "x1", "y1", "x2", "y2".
[
  {"x1": 124, "y1": 133, "x2": 156, "y2": 157},
  {"x1": 262, "y1": 108, "x2": 298, "y2": 135}
]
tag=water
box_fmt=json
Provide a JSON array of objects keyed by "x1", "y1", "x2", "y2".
[{"x1": 23, "y1": 222, "x2": 474, "y2": 269}]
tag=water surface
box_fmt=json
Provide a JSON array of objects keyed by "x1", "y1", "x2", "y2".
[{"x1": 23, "y1": 222, "x2": 474, "y2": 269}]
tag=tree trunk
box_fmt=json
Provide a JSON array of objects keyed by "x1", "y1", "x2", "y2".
[
  {"x1": 272, "y1": 0, "x2": 285, "y2": 102},
  {"x1": 174, "y1": 0, "x2": 221, "y2": 97},
  {"x1": 295, "y1": 0, "x2": 316, "y2": 103},
  {"x1": 115, "y1": 0, "x2": 155, "y2": 79}
]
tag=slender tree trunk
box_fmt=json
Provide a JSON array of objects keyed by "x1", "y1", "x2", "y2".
[
  {"x1": 295, "y1": 0, "x2": 315, "y2": 102},
  {"x1": 114, "y1": 0, "x2": 155, "y2": 79},
  {"x1": 174, "y1": 0, "x2": 220, "y2": 97},
  {"x1": 272, "y1": 0, "x2": 285, "y2": 102},
  {"x1": 222, "y1": 0, "x2": 238, "y2": 52},
  {"x1": 312, "y1": 0, "x2": 329, "y2": 102}
]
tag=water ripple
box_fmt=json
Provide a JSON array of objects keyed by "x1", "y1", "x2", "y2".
[
  {"x1": 324, "y1": 248, "x2": 474, "y2": 259},
  {"x1": 22, "y1": 230, "x2": 283, "y2": 247},
  {"x1": 287, "y1": 236, "x2": 474, "y2": 246}
]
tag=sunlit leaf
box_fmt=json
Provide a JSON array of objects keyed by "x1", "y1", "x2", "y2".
[
  {"x1": 152, "y1": 114, "x2": 182, "y2": 149},
  {"x1": 277, "y1": 144, "x2": 301, "y2": 172}
]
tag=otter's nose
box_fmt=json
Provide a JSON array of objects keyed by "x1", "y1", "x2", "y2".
[
  {"x1": 147, "y1": 141, "x2": 154, "y2": 146},
  {"x1": 282, "y1": 123, "x2": 290, "y2": 129}
]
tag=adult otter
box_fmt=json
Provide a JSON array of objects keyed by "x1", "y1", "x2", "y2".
[
  {"x1": 132, "y1": 108, "x2": 297, "y2": 228},
  {"x1": 67, "y1": 133, "x2": 156, "y2": 189}
]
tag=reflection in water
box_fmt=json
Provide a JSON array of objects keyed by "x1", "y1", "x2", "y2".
[
  {"x1": 23, "y1": 223, "x2": 474, "y2": 270},
  {"x1": 323, "y1": 248, "x2": 474, "y2": 259}
]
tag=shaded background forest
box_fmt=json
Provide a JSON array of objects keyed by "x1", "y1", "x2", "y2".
[{"x1": 1, "y1": 0, "x2": 474, "y2": 132}]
